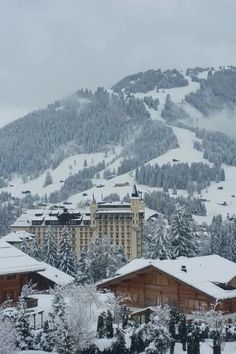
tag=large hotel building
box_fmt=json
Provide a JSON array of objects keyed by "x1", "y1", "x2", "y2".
[{"x1": 11, "y1": 186, "x2": 145, "y2": 260}]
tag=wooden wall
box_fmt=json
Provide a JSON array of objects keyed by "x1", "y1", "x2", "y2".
[
  {"x1": 99, "y1": 268, "x2": 236, "y2": 314},
  {"x1": 0, "y1": 273, "x2": 28, "y2": 304}
]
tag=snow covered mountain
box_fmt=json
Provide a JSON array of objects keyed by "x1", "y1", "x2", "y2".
[{"x1": 1, "y1": 66, "x2": 236, "y2": 228}]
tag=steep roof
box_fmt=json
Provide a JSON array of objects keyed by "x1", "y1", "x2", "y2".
[
  {"x1": 1, "y1": 230, "x2": 35, "y2": 243},
  {"x1": 131, "y1": 184, "x2": 139, "y2": 198},
  {"x1": 0, "y1": 240, "x2": 45, "y2": 276},
  {"x1": 98, "y1": 255, "x2": 236, "y2": 300},
  {"x1": 37, "y1": 262, "x2": 75, "y2": 286}
]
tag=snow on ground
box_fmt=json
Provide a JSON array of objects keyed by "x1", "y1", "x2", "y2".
[
  {"x1": 135, "y1": 75, "x2": 200, "y2": 106},
  {"x1": 2, "y1": 78, "x2": 236, "y2": 224},
  {"x1": 67, "y1": 123, "x2": 236, "y2": 224},
  {"x1": 0, "y1": 147, "x2": 121, "y2": 199},
  {"x1": 147, "y1": 126, "x2": 211, "y2": 167},
  {"x1": 176, "y1": 340, "x2": 236, "y2": 354}
]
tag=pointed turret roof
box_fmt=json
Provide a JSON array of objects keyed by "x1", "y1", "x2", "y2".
[
  {"x1": 92, "y1": 193, "x2": 96, "y2": 204},
  {"x1": 131, "y1": 184, "x2": 139, "y2": 198}
]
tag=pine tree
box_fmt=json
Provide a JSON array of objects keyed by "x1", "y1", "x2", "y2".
[
  {"x1": 42, "y1": 225, "x2": 57, "y2": 267},
  {"x1": 40, "y1": 320, "x2": 54, "y2": 352},
  {"x1": 143, "y1": 216, "x2": 171, "y2": 260},
  {"x1": 0, "y1": 311, "x2": 16, "y2": 354},
  {"x1": 112, "y1": 329, "x2": 127, "y2": 354},
  {"x1": 43, "y1": 171, "x2": 53, "y2": 188},
  {"x1": 170, "y1": 204, "x2": 197, "y2": 258},
  {"x1": 179, "y1": 314, "x2": 187, "y2": 351},
  {"x1": 30, "y1": 236, "x2": 42, "y2": 261},
  {"x1": 15, "y1": 297, "x2": 33, "y2": 350},
  {"x1": 49, "y1": 290, "x2": 75, "y2": 354},
  {"x1": 57, "y1": 227, "x2": 76, "y2": 276},
  {"x1": 169, "y1": 309, "x2": 177, "y2": 354},
  {"x1": 20, "y1": 238, "x2": 30, "y2": 255},
  {"x1": 76, "y1": 251, "x2": 90, "y2": 284},
  {"x1": 78, "y1": 237, "x2": 127, "y2": 283},
  {"x1": 106, "y1": 310, "x2": 114, "y2": 338},
  {"x1": 97, "y1": 311, "x2": 106, "y2": 339},
  {"x1": 120, "y1": 305, "x2": 129, "y2": 329}
]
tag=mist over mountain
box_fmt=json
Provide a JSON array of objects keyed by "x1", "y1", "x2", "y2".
[{"x1": 0, "y1": 65, "x2": 236, "y2": 227}]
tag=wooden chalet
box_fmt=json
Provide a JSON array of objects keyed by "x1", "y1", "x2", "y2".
[
  {"x1": 0, "y1": 240, "x2": 74, "y2": 305},
  {"x1": 97, "y1": 255, "x2": 236, "y2": 317},
  {"x1": 0, "y1": 240, "x2": 45, "y2": 304}
]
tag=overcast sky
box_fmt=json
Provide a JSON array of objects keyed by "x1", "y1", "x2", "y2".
[{"x1": 0, "y1": 0, "x2": 235, "y2": 126}]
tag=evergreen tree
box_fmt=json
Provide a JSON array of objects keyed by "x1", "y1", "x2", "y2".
[
  {"x1": 48, "y1": 290, "x2": 75, "y2": 354},
  {"x1": 40, "y1": 320, "x2": 54, "y2": 352},
  {"x1": 112, "y1": 329, "x2": 127, "y2": 354},
  {"x1": 97, "y1": 312, "x2": 107, "y2": 339},
  {"x1": 212, "y1": 330, "x2": 221, "y2": 354},
  {"x1": 179, "y1": 314, "x2": 187, "y2": 351},
  {"x1": 20, "y1": 237, "x2": 30, "y2": 255},
  {"x1": 57, "y1": 227, "x2": 76, "y2": 276},
  {"x1": 76, "y1": 251, "x2": 90, "y2": 284},
  {"x1": 143, "y1": 216, "x2": 171, "y2": 260},
  {"x1": 78, "y1": 237, "x2": 127, "y2": 283},
  {"x1": 120, "y1": 305, "x2": 129, "y2": 329},
  {"x1": 106, "y1": 310, "x2": 114, "y2": 339},
  {"x1": 43, "y1": 171, "x2": 53, "y2": 188},
  {"x1": 30, "y1": 236, "x2": 42, "y2": 261},
  {"x1": 42, "y1": 225, "x2": 57, "y2": 266},
  {"x1": 15, "y1": 297, "x2": 33, "y2": 350},
  {"x1": 170, "y1": 204, "x2": 197, "y2": 258},
  {"x1": 169, "y1": 309, "x2": 177, "y2": 354}
]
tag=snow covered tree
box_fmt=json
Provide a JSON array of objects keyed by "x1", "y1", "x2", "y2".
[
  {"x1": 179, "y1": 314, "x2": 187, "y2": 351},
  {"x1": 97, "y1": 311, "x2": 106, "y2": 339},
  {"x1": 169, "y1": 309, "x2": 178, "y2": 354},
  {"x1": 0, "y1": 310, "x2": 16, "y2": 354},
  {"x1": 40, "y1": 320, "x2": 54, "y2": 352},
  {"x1": 169, "y1": 204, "x2": 197, "y2": 258},
  {"x1": 48, "y1": 289, "x2": 75, "y2": 354},
  {"x1": 20, "y1": 237, "x2": 30, "y2": 255},
  {"x1": 120, "y1": 304, "x2": 129, "y2": 329},
  {"x1": 76, "y1": 250, "x2": 90, "y2": 284},
  {"x1": 57, "y1": 227, "x2": 76, "y2": 276},
  {"x1": 30, "y1": 236, "x2": 42, "y2": 261},
  {"x1": 43, "y1": 170, "x2": 53, "y2": 187},
  {"x1": 42, "y1": 225, "x2": 57, "y2": 267},
  {"x1": 15, "y1": 297, "x2": 33, "y2": 350},
  {"x1": 62, "y1": 284, "x2": 99, "y2": 352},
  {"x1": 112, "y1": 329, "x2": 127, "y2": 354},
  {"x1": 143, "y1": 215, "x2": 171, "y2": 260},
  {"x1": 106, "y1": 310, "x2": 114, "y2": 339},
  {"x1": 77, "y1": 236, "x2": 127, "y2": 283}
]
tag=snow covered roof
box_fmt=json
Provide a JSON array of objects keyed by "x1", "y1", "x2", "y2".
[
  {"x1": 145, "y1": 207, "x2": 160, "y2": 221},
  {"x1": 37, "y1": 262, "x2": 75, "y2": 286},
  {"x1": 98, "y1": 201, "x2": 130, "y2": 207},
  {"x1": 96, "y1": 209, "x2": 132, "y2": 214},
  {"x1": 0, "y1": 240, "x2": 45, "y2": 276},
  {"x1": 12, "y1": 207, "x2": 89, "y2": 227},
  {"x1": 1, "y1": 230, "x2": 35, "y2": 243},
  {"x1": 98, "y1": 255, "x2": 236, "y2": 300}
]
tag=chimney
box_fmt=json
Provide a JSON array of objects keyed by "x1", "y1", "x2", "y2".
[{"x1": 181, "y1": 265, "x2": 187, "y2": 273}]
